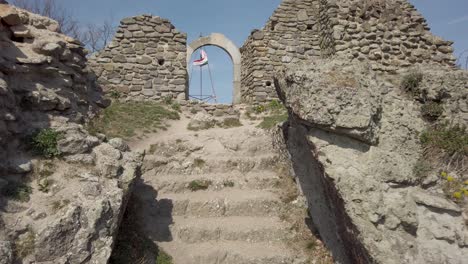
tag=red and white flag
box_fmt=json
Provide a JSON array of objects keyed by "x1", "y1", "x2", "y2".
[{"x1": 193, "y1": 50, "x2": 208, "y2": 66}]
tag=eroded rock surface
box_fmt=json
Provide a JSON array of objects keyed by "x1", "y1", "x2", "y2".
[
  {"x1": 0, "y1": 4, "x2": 142, "y2": 264},
  {"x1": 277, "y1": 58, "x2": 468, "y2": 264}
]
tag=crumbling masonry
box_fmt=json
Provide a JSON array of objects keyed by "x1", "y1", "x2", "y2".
[{"x1": 91, "y1": 0, "x2": 456, "y2": 103}]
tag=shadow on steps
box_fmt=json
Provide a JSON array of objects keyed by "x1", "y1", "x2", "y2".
[{"x1": 109, "y1": 179, "x2": 174, "y2": 264}]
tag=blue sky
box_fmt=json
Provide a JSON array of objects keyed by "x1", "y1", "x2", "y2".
[{"x1": 58, "y1": 0, "x2": 468, "y2": 103}]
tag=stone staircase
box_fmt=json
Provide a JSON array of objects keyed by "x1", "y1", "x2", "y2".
[{"x1": 133, "y1": 115, "x2": 312, "y2": 264}]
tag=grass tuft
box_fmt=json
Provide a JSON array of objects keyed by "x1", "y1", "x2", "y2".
[
  {"x1": 87, "y1": 101, "x2": 179, "y2": 139},
  {"x1": 188, "y1": 180, "x2": 212, "y2": 191},
  {"x1": 2, "y1": 181, "x2": 32, "y2": 202},
  {"x1": 420, "y1": 123, "x2": 468, "y2": 156},
  {"x1": 14, "y1": 228, "x2": 35, "y2": 258},
  {"x1": 401, "y1": 72, "x2": 423, "y2": 96},
  {"x1": 30, "y1": 128, "x2": 62, "y2": 158},
  {"x1": 258, "y1": 113, "x2": 288, "y2": 130}
]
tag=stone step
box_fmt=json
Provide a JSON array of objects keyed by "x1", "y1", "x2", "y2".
[
  {"x1": 158, "y1": 241, "x2": 308, "y2": 264},
  {"x1": 145, "y1": 155, "x2": 281, "y2": 175},
  {"x1": 150, "y1": 216, "x2": 294, "y2": 244},
  {"x1": 145, "y1": 171, "x2": 281, "y2": 193},
  {"x1": 151, "y1": 190, "x2": 283, "y2": 217}
]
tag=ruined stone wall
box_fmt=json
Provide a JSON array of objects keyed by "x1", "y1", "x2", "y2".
[
  {"x1": 240, "y1": 0, "x2": 456, "y2": 103},
  {"x1": 89, "y1": 15, "x2": 187, "y2": 101}
]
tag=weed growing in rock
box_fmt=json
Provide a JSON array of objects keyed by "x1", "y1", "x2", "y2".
[
  {"x1": 401, "y1": 72, "x2": 423, "y2": 96},
  {"x1": 440, "y1": 171, "x2": 468, "y2": 202},
  {"x1": 30, "y1": 128, "x2": 62, "y2": 158},
  {"x1": 171, "y1": 102, "x2": 181, "y2": 112},
  {"x1": 421, "y1": 102, "x2": 444, "y2": 121},
  {"x1": 162, "y1": 95, "x2": 173, "y2": 105},
  {"x1": 87, "y1": 101, "x2": 180, "y2": 138},
  {"x1": 193, "y1": 158, "x2": 206, "y2": 168},
  {"x1": 220, "y1": 118, "x2": 242, "y2": 128},
  {"x1": 223, "y1": 180, "x2": 235, "y2": 188},
  {"x1": 2, "y1": 181, "x2": 32, "y2": 202},
  {"x1": 188, "y1": 180, "x2": 212, "y2": 191},
  {"x1": 51, "y1": 199, "x2": 70, "y2": 213},
  {"x1": 258, "y1": 113, "x2": 288, "y2": 129},
  {"x1": 38, "y1": 178, "x2": 54, "y2": 193},
  {"x1": 413, "y1": 159, "x2": 433, "y2": 179},
  {"x1": 155, "y1": 249, "x2": 173, "y2": 264},
  {"x1": 108, "y1": 90, "x2": 121, "y2": 99},
  {"x1": 14, "y1": 228, "x2": 35, "y2": 258},
  {"x1": 420, "y1": 122, "x2": 467, "y2": 156}
]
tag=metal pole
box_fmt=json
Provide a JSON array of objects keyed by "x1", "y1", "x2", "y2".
[{"x1": 207, "y1": 62, "x2": 217, "y2": 103}]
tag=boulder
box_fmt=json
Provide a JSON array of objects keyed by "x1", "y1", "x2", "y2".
[{"x1": 0, "y1": 5, "x2": 21, "y2": 26}]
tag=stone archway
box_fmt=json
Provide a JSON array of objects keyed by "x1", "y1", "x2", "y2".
[{"x1": 187, "y1": 33, "x2": 241, "y2": 104}]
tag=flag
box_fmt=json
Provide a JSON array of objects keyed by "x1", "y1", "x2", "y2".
[{"x1": 193, "y1": 50, "x2": 208, "y2": 66}]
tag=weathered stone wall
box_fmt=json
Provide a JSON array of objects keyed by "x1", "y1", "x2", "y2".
[
  {"x1": 240, "y1": 0, "x2": 456, "y2": 103},
  {"x1": 89, "y1": 15, "x2": 187, "y2": 101}
]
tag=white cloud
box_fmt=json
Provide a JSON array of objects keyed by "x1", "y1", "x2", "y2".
[{"x1": 447, "y1": 15, "x2": 468, "y2": 25}]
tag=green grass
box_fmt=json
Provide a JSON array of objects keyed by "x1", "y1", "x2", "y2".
[
  {"x1": 193, "y1": 158, "x2": 206, "y2": 168},
  {"x1": 223, "y1": 180, "x2": 235, "y2": 188},
  {"x1": 421, "y1": 102, "x2": 444, "y2": 121},
  {"x1": 188, "y1": 180, "x2": 212, "y2": 191},
  {"x1": 30, "y1": 128, "x2": 62, "y2": 158},
  {"x1": 220, "y1": 118, "x2": 242, "y2": 128},
  {"x1": 401, "y1": 72, "x2": 423, "y2": 96},
  {"x1": 87, "y1": 101, "x2": 180, "y2": 139},
  {"x1": 420, "y1": 123, "x2": 468, "y2": 156},
  {"x1": 258, "y1": 113, "x2": 288, "y2": 130},
  {"x1": 2, "y1": 181, "x2": 32, "y2": 202},
  {"x1": 14, "y1": 228, "x2": 35, "y2": 258},
  {"x1": 156, "y1": 249, "x2": 173, "y2": 264}
]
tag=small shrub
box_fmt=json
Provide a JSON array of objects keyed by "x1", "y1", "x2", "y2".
[
  {"x1": 267, "y1": 99, "x2": 284, "y2": 112},
  {"x1": 421, "y1": 102, "x2": 444, "y2": 121},
  {"x1": 38, "y1": 178, "x2": 54, "y2": 193},
  {"x1": 193, "y1": 158, "x2": 206, "y2": 168},
  {"x1": 420, "y1": 123, "x2": 468, "y2": 156},
  {"x1": 155, "y1": 249, "x2": 173, "y2": 264},
  {"x1": 188, "y1": 180, "x2": 212, "y2": 191},
  {"x1": 171, "y1": 103, "x2": 181, "y2": 112},
  {"x1": 401, "y1": 72, "x2": 423, "y2": 96},
  {"x1": 149, "y1": 144, "x2": 158, "y2": 155},
  {"x1": 190, "y1": 108, "x2": 198, "y2": 114},
  {"x1": 258, "y1": 113, "x2": 288, "y2": 130},
  {"x1": 220, "y1": 118, "x2": 242, "y2": 128},
  {"x1": 162, "y1": 96, "x2": 173, "y2": 105},
  {"x1": 30, "y1": 128, "x2": 62, "y2": 158},
  {"x1": 14, "y1": 228, "x2": 35, "y2": 258},
  {"x1": 51, "y1": 199, "x2": 70, "y2": 213},
  {"x1": 254, "y1": 105, "x2": 266, "y2": 114},
  {"x1": 223, "y1": 180, "x2": 235, "y2": 188},
  {"x1": 2, "y1": 181, "x2": 32, "y2": 202},
  {"x1": 413, "y1": 159, "x2": 432, "y2": 179},
  {"x1": 108, "y1": 90, "x2": 121, "y2": 99},
  {"x1": 440, "y1": 172, "x2": 467, "y2": 202}
]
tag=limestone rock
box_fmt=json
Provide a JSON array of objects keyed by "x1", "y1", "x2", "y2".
[
  {"x1": 276, "y1": 58, "x2": 382, "y2": 145},
  {"x1": 0, "y1": 241, "x2": 13, "y2": 264},
  {"x1": 0, "y1": 5, "x2": 21, "y2": 26}
]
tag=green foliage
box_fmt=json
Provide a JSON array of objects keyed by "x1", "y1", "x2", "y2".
[
  {"x1": 2, "y1": 181, "x2": 32, "y2": 202},
  {"x1": 193, "y1": 158, "x2": 206, "y2": 168},
  {"x1": 420, "y1": 123, "x2": 468, "y2": 156},
  {"x1": 413, "y1": 159, "x2": 433, "y2": 179},
  {"x1": 440, "y1": 171, "x2": 467, "y2": 202},
  {"x1": 108, "y1": 90, "x2": 121, "y2": 99},
  {"x1": 38, "y1": 178, "x2": 54, "y2": 193},
  {"x1": 258, "y1": 113, "x2": 288, "y2": 130},
  {"x1": 87, "y1": 101, "x2": 180, "y2": 139},
  {"x1": 30, "y1": 128, "x2": 62, "y2": 158},
  {"x1": 401, "y1": 72, "x2": 423, "y2": 96},
  {"x1": 223, "y1": 180, "x2": 235, "y2": 188},
  {"x1": 156, "y1": 249, "x2": 173, "y2": 264},
  {"x1": 14, "y1": 228, "x2": 35, "y2": 258},
  {"x1": 51, "y1": 199, "x2": 70, "y2": 213},
  {"x1": 254, "y1": 105, "x2": 266, "y2": 114},
  {"x1": 171, "y1": 103, "x2": 181, "y2": 112},
  {"x1": 220, "y1": 118, "x2": 242, "y2": 128},
  {"x1": 162, "y1": 95, "x2": 173, "y2": 105},
  {"x1": 421, "y1": 102, "x2": 444, "y2": 121},
  {"x1": 267, "y1": 99, "x2": 284, "y2": 112},
  {"x1": 188, "y1": 180, "x2": 212, "y2": 191}
]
